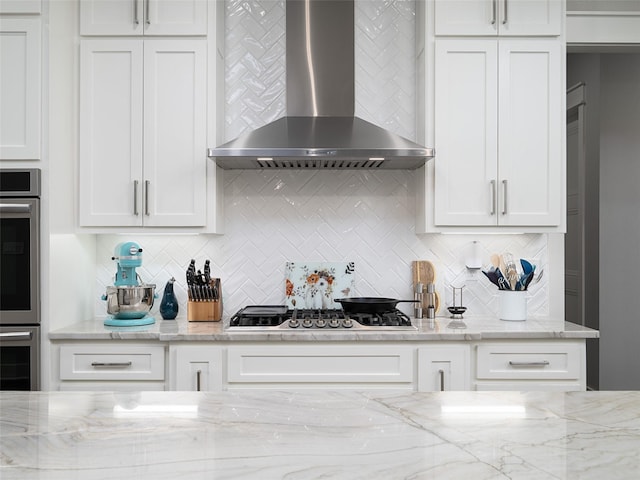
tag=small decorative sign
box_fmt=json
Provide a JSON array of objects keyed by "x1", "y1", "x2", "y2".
[{"x1": 285, "y1": 262, "x2": 355, "y2": 309}]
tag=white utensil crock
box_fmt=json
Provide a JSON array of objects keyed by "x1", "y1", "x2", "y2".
[{"x1": 499, "y1": 290, "x2": 527, "y2": 321}]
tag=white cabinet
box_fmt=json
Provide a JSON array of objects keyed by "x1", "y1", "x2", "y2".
[
  {"x1": 58, "y1": 343, "x2": 166, "y2": 391},
  {"x1": 0, "y1": 0, "x2": 41, "y2": 14},
  {"x1": 171, "y1": 344, "x2": 223, "y2": 391},
  {"x1": 474, "y1": 341, "x2": 585, "y2": 391},
  {"x1": 79, "y1": 38, "x2": 207, "y2": 227},
  {"x1": 226, "y1": 344, "x2": 414, "y2": 389},
  {"x1": 80, "y1": 0, "x2": 207, "y2": 36},
  {"x1": 433, "y1": 38, "x2": 563, "y2": 227},
  {"x1": 417, "y1": 345, "x2": 470, "y2": 391},
  {"x1": 434, "y1": 0, "x2": 561, "y2": 36},
  {"x1": 0, "y1": 17, "x2": 40, "y2": 160}
]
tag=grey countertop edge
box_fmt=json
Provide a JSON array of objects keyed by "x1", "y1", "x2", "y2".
[{"x1": 48, "y1": 317, "x2": 599, "y2": 341}]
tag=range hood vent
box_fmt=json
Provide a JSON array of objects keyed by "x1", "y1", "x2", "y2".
[{"x1": 209, "y1": 0, "x2": 434, "y2": 170}]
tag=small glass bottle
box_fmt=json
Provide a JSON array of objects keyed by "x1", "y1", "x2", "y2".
[{"x1": 426, "y1": 283, "x2": 436, "y2": 319}]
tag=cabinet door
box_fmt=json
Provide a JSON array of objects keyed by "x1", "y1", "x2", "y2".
[
  {"x1": 0, "y1": 0, "x2": 41, "y2": 14},
  {"x1": 434, "y1": 0, "x2": 561, "y2": 36},
  {"x1": 0, "y1": 18, "x2": 41, "y2": 160},
  {"x1": 80, "y1": 0, "x2": 144, "y2": 36},
  {"x1": 143, "y1": 39, "x2": 206, "y2": 227},
  {"x1": 80, "y1": 0, "x2": 206, "y2": 36},
  {"x1": 144, "y1": 0, "x2": 207, "y2": 36},
  {"x1": 79, "y1": 40, "x2": 144, "y2": 227},
  {"x1": 171, "y1": 345, "x2": 223, "y2": 391},
  {"x1": 418, "y1": 346, "x2": 470, "y2": 391},
  {"x1": 434, "y1": 39, "x2": 498, "y2": 226},
  {"x1": 497, "y1": 39, "x2": 562, "y2": 226},
  {"x1": 498, "y1": 0, "x2": 562, "y2": 36}
]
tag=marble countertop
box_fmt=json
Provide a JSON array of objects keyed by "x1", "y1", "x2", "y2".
[
  {"x1": 0, "y1": 389, "x2": 635, "y2": 479},
  {"x1": 48, "y1": 316, "x2": 599, "y2": 341}
]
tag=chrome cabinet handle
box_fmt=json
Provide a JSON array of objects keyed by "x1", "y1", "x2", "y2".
[
  {"x1": 196, "y1": 370, "x2": 202, "y2": 391},
  {"x1": 144, "y1": 180, "x2": 150, "y2": 216},
  {"x1": 491, "y1": 0, "x2": 497, "y2": 25},
  {"x1": 133, "y1": 180, "x2": 139, "y2": 216},
  {"x1": 490, "y1": 180, "x2": 496, "y2": 215},
  {"x1": 0, "y1": 331, "x2": 32, "y2": 340},
  {"x1": 0, "y1": 203, "x2": 31, "y2": 213},
  {"x1": 502, "y1": 179, "x2": 508, "y2": 215},
  {"x1": 134, "y1": 0, "x2": 139, "y2": 25},
  {"x1": 438, "y1": 369, "x2": 445, "y2": 391},
  {"x1": 503, "y1": 0, "x2": 508, "y2": 25},
  {"x1": 91, "y1": 361, "x2": 133, "y2": 367},
  {"x1": 145, "y1": 0, "x2": 150, "y2": 25},
  {"x1": 508, "y1": 360, "x2": 550, "y2": 367}
]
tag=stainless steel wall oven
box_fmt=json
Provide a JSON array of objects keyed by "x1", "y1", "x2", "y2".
[{"x1": 0, "y1": 168, "x2": 40, "y2": 390}]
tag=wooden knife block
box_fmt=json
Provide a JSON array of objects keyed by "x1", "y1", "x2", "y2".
[
  {"x1": 187, "y1": 280, "x2": 222, "y2": 322},
  {"x1": 187, "y1": 300, "x2": 222, "y2": 322}
]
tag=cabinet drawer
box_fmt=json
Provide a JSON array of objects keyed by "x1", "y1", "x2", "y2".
[
  {"x1": 227, "y1": 345, "x2": 413, "y2": 384},
  {"x1": 60, "y1": 345, "x2": 165, "y2": 381},
  {"x1": 476, "y1": 343, "x2": 582, "y2": 380}
]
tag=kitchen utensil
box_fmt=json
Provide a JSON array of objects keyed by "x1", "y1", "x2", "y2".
[
  {"x1": 490, "y1": 254, "x2": 501, "y2": 269},
  {"x1": 520, "y1": 258, "x2": 534, "y2": 276},
  {"x1": 414, "y1": 283, "x2": 424, "y2": 319},
  {"x1": 334, "y1": 297, "x2": 419, "y2": 314},
  {"x1": 502, "y1": 253, "x2": 519, "y2": 290}
]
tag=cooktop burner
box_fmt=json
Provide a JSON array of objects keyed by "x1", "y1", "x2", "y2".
[{"x1": 227, "y1": 306, "x2": 416, "y2": 331}]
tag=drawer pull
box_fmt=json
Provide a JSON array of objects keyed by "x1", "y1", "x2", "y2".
[
  {"x1": 91, "y1": 361, "x2": 133, "y2": 368},
  {"x1": 438, "y1": 369, "x2": 445, "y2": 391},
  {"x1": 196, "y1": 370, "x2": 202, "y2": 391},
  {"x1": 508, "y1": 360, "x2": 550, "y2": 367}
]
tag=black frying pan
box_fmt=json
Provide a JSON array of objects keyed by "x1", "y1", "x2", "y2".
[{"x1": 334, "y1": 297, "x2": 419, "y2": 314}]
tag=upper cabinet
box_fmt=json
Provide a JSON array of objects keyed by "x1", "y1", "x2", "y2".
[
  {"x1": 434, "y1": 0, "x2": 562, "y2": 36},
  {"x1": 0, "y1": 0, "x2": 41, "y2": 14},
  {"x1": 80, "y1": 0, "x2": 207, "y2": 36},
  {"x1": 79, "y1": 39, "x2": 207, "y2": 227},
  {"x1": 0, "y1": 17, "x2": 41, "y2": 160},
  {"x1": 433, "y1": 38, "x2": 563, "y2": 227}
]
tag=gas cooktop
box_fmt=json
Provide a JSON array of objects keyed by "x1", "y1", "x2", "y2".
[{"x1": 227, "y1": 306, "x2": 416, "y2": 331}]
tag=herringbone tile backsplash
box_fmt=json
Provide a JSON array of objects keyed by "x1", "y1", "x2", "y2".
[
  {"x1": 95, "y1": 169, "x2": 549, "y2": 319},
  {"x1": 95, "y1": 0, "x2": 550, "y2": 320}
]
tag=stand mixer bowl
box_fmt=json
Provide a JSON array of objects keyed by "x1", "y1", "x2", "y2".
[{"x1": 104, "y1": 285, "x2": 156, "y2": 319}]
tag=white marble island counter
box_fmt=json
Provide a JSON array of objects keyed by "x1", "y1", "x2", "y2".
[
  {"x1": 49, "y1": 316, "x2": 598, "y2": 341},
  {"x1": 0, "y1": 390, "x2": 636, "y2": 479}
]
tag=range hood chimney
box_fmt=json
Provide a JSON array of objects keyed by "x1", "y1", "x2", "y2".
[{"x1": 208, "y1": 0, "x2": 434, "y2": 169}]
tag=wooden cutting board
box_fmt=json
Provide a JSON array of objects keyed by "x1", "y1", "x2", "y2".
[{"x1": 412, "y1": 260, "x2": 440, "y2": 313}]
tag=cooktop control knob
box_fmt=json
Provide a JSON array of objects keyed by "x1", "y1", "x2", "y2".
[
  {"x1": 328, "y1": 317, "x2": 341, "y2": 328},
  {"x1": 315, "y1": 318, "x2": 327, "y2": 328},
  {"x1": 302, "y1": 318, "x2": 314, "y2": 328},
  {"x1": 289, "y1": 318, "x2": 300, "y2": 328},
  {"x1": 342, "y1": 318, "x2": 353, "y2": 328}
]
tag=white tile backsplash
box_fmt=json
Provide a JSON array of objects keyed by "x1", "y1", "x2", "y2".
[{"x1": 95, "y1": 170, "x2": 549, "y2": 320}]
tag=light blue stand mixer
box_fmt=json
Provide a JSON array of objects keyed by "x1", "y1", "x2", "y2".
[{"x1": 102, "y1": 242, "x2": 157, "y2": 327}]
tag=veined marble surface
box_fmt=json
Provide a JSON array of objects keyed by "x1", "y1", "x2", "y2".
[
  {"x1": 0, "y1": 390, "x2": 636, "y2": 479},
  {"x1": 48, "y1": 317, "x2": 598, "y2": 341}
]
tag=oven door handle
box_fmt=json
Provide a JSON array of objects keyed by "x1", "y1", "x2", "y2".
[
  {"x1": 0, "y1": 331, "x2": 33, "y2": 340},
  {"x1": 0, "y1": 203, "x2": 32, "y2": 213}
]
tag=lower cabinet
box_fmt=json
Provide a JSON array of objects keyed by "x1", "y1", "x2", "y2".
[
  {"x1": 417, "y1": 345, "x2": 470, "y2": 391},
  {"x1": 54, "y1": 339, "x2": 588, "y2": 392},
  {"x1": 170, "y1": 344, "x2": 223, "y2": 391},
  {"x1": 474, "y1": 341, "x2": 586, "y2": 391},
  {"x1": 226, "y1": 344, "x2": 414, "y2": 389},
  {"x1": 58, "y1": 343, "x2": 166, "y2": 391}
]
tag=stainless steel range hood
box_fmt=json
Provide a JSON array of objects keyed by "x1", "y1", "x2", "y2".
[{"x1": 208, "y1": 0, "x2": 434, "y2": 170}]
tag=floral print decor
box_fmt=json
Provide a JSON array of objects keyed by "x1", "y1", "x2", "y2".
[{"x1": 285, "y1": 262, "x2": 355, "y2": 309}]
